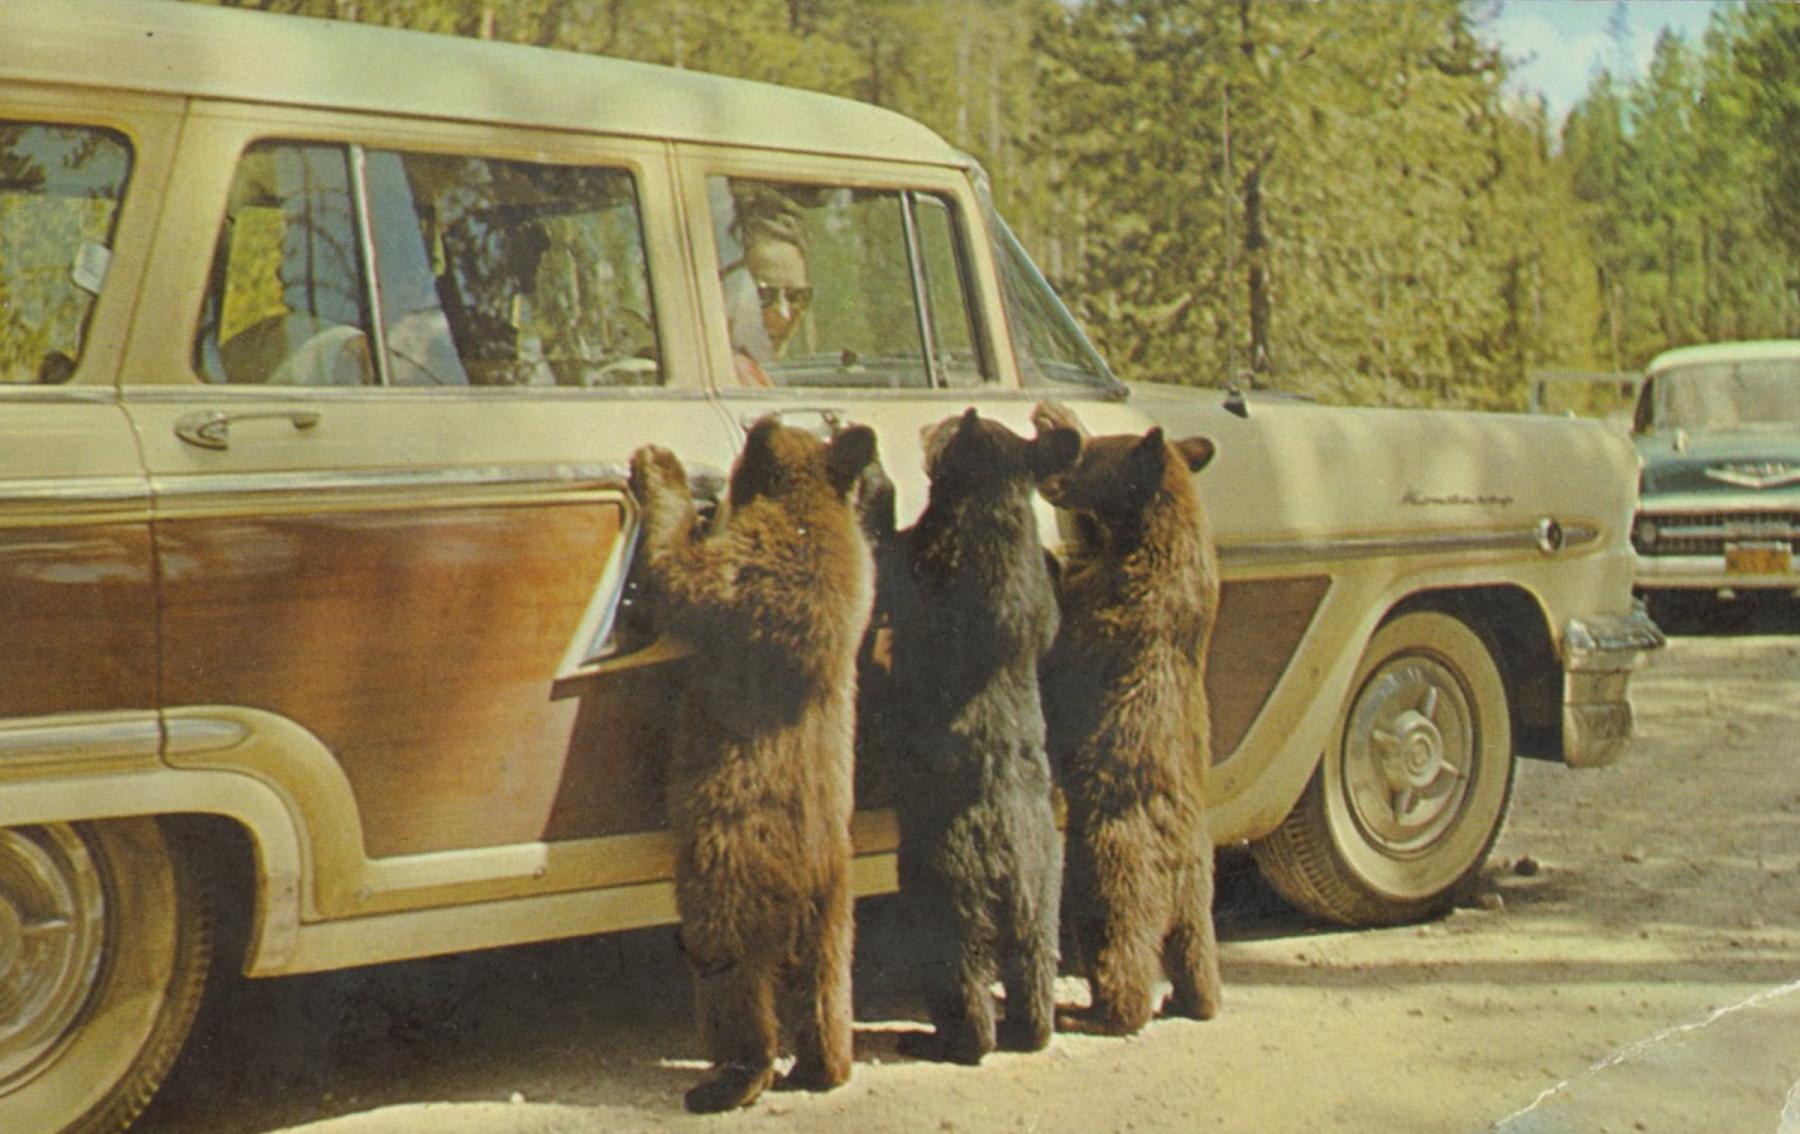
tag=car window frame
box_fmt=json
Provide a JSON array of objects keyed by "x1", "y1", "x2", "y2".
[
  {"x1": 677, "y1": 146, "x2": 1010, "y2": 397},
  {"x1": 125, "y1": 103, "x2": 706, "y2": 394},
  {"x1": 196, "y1": 137, "x2": 668, "y2": 392},
  {"x1": 0, "y1": 85, "x2": 183, "y2": 391}
]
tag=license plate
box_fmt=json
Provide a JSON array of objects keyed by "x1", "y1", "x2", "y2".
[{"x1": 1725, "y1": 542, "x2": 1792, "y2": 575}]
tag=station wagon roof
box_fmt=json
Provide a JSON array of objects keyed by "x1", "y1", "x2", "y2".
[
  {"x1": 0, "y1": 0, "x2": 965, "y2": 167},
  {"x1": 1646, "y1": 340, "x2": 1800, "y2": 374}
]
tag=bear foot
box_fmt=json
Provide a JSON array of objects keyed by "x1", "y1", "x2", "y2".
[
  {"x1": 896, "y1": 1028, "x2": 987, "y2": 1066},
  {"x1": 996, "y1": 1015, "x2": 1053, "y2": 1053},
  {"x1": 1057, "y1": 1002, "x2": 1150, "y2": 1038},
  {"x1": 1165, "y1": 984, "x2": 1222, "y2": 1021},
  {"x1": 772, "y1": 1058, "x2": 850, "y2": 1094},
  {"x1": 684, "y1": 1062, "x2": 775, "y2": 1114}
]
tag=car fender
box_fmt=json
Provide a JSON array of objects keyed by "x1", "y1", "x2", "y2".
[{"x1": 0, "y1": 710, "x2": 305, "y2": 974}]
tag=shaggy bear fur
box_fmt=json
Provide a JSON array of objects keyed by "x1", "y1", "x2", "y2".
[
  {"x1": 1032, "y1": 400, "x2": 1225, "y2": 1035},
  {"x1": 880, "y1": 409, "x2": 1081, "y2": 1064},
  {"x1": 629, "y1": 418, "x2": 877, "y2": 1113}
]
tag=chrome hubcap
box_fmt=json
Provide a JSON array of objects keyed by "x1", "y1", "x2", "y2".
[
  {"x1": 0, "y1": 826, "x2": 107, "y2": 1090},
  {"x1": 1342, "y1": 658, "x2": 1474, "y2": 855}
]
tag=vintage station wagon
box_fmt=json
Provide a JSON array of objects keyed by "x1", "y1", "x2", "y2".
[{"x1": 0, "y1": 3, "x2": 1660, "y2": 1131}]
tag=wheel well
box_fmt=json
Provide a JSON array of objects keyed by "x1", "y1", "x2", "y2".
[
  {"x1": 1385, "y1": 587, "x2": 1563, "y2": 763},
  {"x1": 159, "y1": 814, "x2": 259, "y2": 978}
]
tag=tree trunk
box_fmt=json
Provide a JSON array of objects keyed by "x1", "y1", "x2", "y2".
[{"x1": 1244, "y1": 161, "x2": 1271, "y2": 379}]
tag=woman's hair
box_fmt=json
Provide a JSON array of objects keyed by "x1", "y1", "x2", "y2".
[{"x1": 730, "y1": 183, "x2": 808, "y2": 255}]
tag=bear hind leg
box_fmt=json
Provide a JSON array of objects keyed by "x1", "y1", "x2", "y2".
[
  {"x1": 997, "y1": 881, "x2": 1059, "y2": 1052},
  {"x1": 776, "y1": 885, "x2": 855, "y2": 1093},
  {"x1": 686, "y1": 963, "x2": 779, "y2": 1113},
  {"x1": 1163, "y1": 861, "x2": 1223, "y2": 1021},
  {"x1": 1082, "y1": 912, "x2": 1159, "y2": 1036},
  {"x1": 900, "y1": 947, "x2": 997, "y2": 1065},
  {"x1": 996, "y1": 935, "x2": 1056, "y2": 1052}
]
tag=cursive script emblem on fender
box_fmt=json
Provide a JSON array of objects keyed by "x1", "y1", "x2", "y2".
[{"x1": 1401, "y1": 487, "x2": 1514, "y2": 507}]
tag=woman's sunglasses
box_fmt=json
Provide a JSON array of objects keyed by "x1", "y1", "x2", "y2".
[{"x1": 757, "y1": 284, "x2": 813, "y2": 311}]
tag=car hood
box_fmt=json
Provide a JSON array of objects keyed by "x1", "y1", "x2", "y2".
[{"x1": 1635, "y1": 430, "x2": 1800, "y2": 498}]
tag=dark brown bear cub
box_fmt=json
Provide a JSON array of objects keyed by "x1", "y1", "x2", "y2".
[
  {"x1": 1032, "y1": 401, "x2": 1224, "y2": 1035},
  {"x1": 629, "y1": 418, "x2": 877, "y2": 1113},
  {"x1": 881, "y1": 408, "x2": 1080, "y2": 1063}
]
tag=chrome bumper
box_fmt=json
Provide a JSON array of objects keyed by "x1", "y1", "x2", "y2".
[
  {"x1": 1635, "y1": 553, "x2": 1800, "y2": 592},
  {"x1": 1560, "y1": 607, "x2": 1666, "y2": 768}
]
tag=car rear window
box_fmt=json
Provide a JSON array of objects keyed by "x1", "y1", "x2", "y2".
[{"x1": 0, "y1": 121, "x2": 132, "y2": 384}]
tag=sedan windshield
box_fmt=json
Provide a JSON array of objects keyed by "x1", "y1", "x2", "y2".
[{"x1": 1643, "y1": 359, "x2": 1800, "y2": 432}]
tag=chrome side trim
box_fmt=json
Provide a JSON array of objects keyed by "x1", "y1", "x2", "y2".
[
  {"x1": 0, "y1": 477, "x2": 150, "y2": 504},
  {"x1": 149, "y1": 461, "x2": 632, "y2": 501},
  {"x1": 0, "y1": 387, "x2": 120, "y2": 404},
  {"x1": 1220, "y1": 521, "x2": 1601, "y2": 568},
  {"x1": 120, "y1": 385, "x2": 718, "y2": 404},
  {"x1": 164, "y1": 717, "x2": 251, "y2": 756},
  {"x1": 0, "y1": 717, "x2": 161, "y2": 764}
]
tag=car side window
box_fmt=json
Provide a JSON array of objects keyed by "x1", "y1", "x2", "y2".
[
  {"x1": 913, "y1": 194, "x2": 984, "y2": 389},
  {"x1": 198, "y1": 141, "x2": 659, "y2": 388},
  {"x1": 198, "y1": 142, "x2": 373, "y2": 386},
  {"x1": 0, "y1": 121, "x2": 132, "y2": 384},
  {"x1": 708, "y1": 176, "x2": 986, "y2": 390}
]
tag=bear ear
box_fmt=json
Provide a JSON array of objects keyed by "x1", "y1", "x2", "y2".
[
  {"x1": 1029, "y1": 426, "x2": 1082, "y2": 481},
  {"x1": 958, "y1": 406, "x2": 981, "y2": 432},
  {"x1": 1175, "y1": 435, "x2": 1216, "y2": 472},
  {"x1": 729, "y1": 416, "x2": 786, "y2": 507},
  {"x1": 826, "y1": 424, "x2": 878, "y2": 496},
  {"x1": 1128, "y1": 427, "x2": 1170, "y2": 493}
]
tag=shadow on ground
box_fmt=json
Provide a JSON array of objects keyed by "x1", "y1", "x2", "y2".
[{"x1": 137, "y1": 864, "x2": 1326, "y2": 1133}]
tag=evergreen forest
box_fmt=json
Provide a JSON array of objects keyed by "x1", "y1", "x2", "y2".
[{"x1": 197, "y1": 0, "x2": 1800, "y2": 411}]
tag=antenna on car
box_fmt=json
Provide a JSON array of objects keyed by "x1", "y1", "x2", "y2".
[{"x1": 1223, "y1": 370, "x2": 1253, "y2": 418}]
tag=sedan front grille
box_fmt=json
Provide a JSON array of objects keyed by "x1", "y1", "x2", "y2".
[{"x1": 1633, "y1": 511, "x2": 1800, "y2": 556}]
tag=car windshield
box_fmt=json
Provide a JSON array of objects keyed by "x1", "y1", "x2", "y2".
[{"x1": 1643, "y1": 358, "x2": 1800, "y2": 433}]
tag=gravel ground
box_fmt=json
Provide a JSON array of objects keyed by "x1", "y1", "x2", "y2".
[{"x1": 136, "y1": 618, "x2": 1800, "y2": 1134}]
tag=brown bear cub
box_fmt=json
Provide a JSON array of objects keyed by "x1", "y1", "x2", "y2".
[
  {"x1": 879, "y1": 408, "x2": 1081, "y2": 1064},
  {"x1": 1032, "y1": 400, "x2": 1224, "y2": 1035},
  {"x1": 629, "y1": 418, "x2": 877, "y2": 1113}
]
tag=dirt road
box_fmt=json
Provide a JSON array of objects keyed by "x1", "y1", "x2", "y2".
[{"x1": 136, "y1": 625, "x2": 1800, "y2": 1134}]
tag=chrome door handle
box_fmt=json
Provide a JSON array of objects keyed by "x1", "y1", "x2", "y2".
[
  {"x1": 738, "y1": 407, "x2": 847, "y2": 439},
  {"x1": 175, "y1": 410, "x2": 321, "y2": 451}
]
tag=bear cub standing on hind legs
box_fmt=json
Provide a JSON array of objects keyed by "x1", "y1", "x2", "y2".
[
  {"x1": 628, "y1": 418, "x2": 877, "y2": 1113},
  {"x1": 879, "y1": 408, "x2": 1081, "y2": 1064},
  {"x1": 1032, "y1": 400, "x2": 1225, "y2": 1035}
]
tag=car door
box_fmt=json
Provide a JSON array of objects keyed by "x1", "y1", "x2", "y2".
[
  {"x1": 119, "y1": 105, "x2": 740, "y2": 920},
  {"x1": 676, "y1": 150, "x2": 1153, "y2": 871}
]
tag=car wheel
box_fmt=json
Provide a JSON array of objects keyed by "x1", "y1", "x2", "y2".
[
  {"x1": 1252, "y1": 611, "x2": 1515, "y2": 926},
  {"x1": 0, "y1": 819, "x2": 213, "y2": 1134}
]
